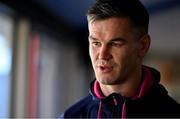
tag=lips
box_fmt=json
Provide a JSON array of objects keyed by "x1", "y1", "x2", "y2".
[{"x1": 98, "y1": 66, "x2": 113, "y2": 73}]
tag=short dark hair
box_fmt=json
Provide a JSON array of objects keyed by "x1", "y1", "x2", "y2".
[{"x1": 87, "y1": 0, "x2": 149, "y2": 38}]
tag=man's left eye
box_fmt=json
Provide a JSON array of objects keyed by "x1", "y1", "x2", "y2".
[{"x1": 111, "y1": 42, "x2": 123, "y2": 47}]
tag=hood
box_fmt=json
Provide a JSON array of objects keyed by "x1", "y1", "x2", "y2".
[
  {"x1": 89, "y1": 65, "x2": 161, "y2": 118},
  {"x1": 90, "y1": 65, "x2": 160, "y2": 100}
]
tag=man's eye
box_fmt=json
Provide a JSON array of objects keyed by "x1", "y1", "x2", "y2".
[
  {"x1": 111, "y1": 42, "x2": 123, "y2": 47},
  {"x1": 92, "y1": 42, "x2": 101, "y2": 47}
]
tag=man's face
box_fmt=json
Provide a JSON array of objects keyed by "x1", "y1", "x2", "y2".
[{"x1": 88, "y1": 17, "x2": 149, "y2": 85}]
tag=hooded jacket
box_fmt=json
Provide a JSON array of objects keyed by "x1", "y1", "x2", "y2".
[{"x1": 61, "y1": 66, "x2": 180, "y2": 118}]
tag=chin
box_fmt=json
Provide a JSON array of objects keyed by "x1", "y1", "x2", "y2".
[{"x1": 97, "y1": 77, "x2": 117, "y2": 85}]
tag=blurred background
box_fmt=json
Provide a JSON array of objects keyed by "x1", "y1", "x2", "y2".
[{"x1": 0, "y1": 0, "x2": 180, "y2": 118}]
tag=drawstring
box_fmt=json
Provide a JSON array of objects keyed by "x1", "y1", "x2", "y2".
[
  {"x1": 122, "y1": 100, "x2": 126, "y2": 119},
  {"x1": 113, "y1": 95, "x2": 118, "y2": 106},
  {"x1": 114, "y1": 95, "x2": 127, "y2": 119},
  {"x1": 98, "y1": 101, "x2": 102, "y2": 119}
]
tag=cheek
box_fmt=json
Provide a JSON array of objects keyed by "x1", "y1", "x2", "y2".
[
  {"x1": 126, "y1": 48, "x2": 141, "y2": 65},
  {"x1": 114, "y1": 48, "x2": 138, "y2": 64},
  {"x1": 113, "y1": 48, "x2": 128, "y2": 61},
  {"x1": 89, "y1": 47, "x2": 97, "y2": 63}
]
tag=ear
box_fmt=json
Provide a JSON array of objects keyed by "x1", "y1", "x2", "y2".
[{"x1": 139, "y1": 34, "x2": 151, "y2": 58}]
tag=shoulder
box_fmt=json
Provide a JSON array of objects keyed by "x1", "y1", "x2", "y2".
[
  {"x1": 146, "y1": 83, "x2": 180, "y2": 117},
  {"x1": 148, "y1": 84, "x2": 178, "y2": 104},
  {"x1": 61, "y1": 94, "x2": 97, "y2": 118}
]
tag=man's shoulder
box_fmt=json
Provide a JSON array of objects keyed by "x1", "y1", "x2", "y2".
[
  {"x1": 146, "y1": 83, "x2": 180, "y2": 116},
  {"x1": 148, "y1": 83, "x2": 179, "y2": 104},
  {"x1": 61, "y1": 94, "x2": 97, "y2": 118},
  {"x1": 67, "y1": 94, "x2": 93, "y2": 110}
]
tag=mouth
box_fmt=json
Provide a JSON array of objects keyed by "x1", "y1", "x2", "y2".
[{"x1": 98, "y1": 66, "x2": 113, "y2": 73}]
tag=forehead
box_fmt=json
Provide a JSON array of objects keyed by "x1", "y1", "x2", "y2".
[{"x1": 88, "y1": 17, "x2": 133, "y2": 39}]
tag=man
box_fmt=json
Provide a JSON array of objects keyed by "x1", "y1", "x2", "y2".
[{"x1": 61, "y1": 0, "x2": 180, "y2": 118}]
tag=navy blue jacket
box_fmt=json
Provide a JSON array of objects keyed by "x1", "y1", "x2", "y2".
[{"x1": 61, "y1": 66, "x2": 180, "y2": 118}]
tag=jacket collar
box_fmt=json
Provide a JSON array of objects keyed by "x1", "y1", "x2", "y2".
[{"x1": 89, "y1": 65, "x2": 160, "y2": 101}]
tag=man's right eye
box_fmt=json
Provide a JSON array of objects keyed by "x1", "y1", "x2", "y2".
[{"x1": 91, "y1": 41, "x2": 101, "y2": 47}]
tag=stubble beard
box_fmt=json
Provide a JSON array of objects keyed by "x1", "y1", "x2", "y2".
[
  {"x1": 95, "y1": 63, "x2": 132, "y2": 86},
  {"x1": 96, "y1": 74, "x2": 128, "y2": 86}
]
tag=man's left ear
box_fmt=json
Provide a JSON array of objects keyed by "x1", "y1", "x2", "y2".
[{"x1": 139, "y1": 34, "x2": 151, "y2": 58}]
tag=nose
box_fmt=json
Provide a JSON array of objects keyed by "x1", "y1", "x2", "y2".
[{"x1": 99, "y1": 44, "x2": 112, "y2": 60}]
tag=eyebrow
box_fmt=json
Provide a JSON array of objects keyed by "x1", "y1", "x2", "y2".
[
  {"x1": 88, "y1": 35, "x2": 126, "y2": 42},
  {"x1": 110, "y1": 38, "x2": 126, "y2": 42},
  {"x1": 88, "y1": 36, "x2": 98, "y2": 41}
]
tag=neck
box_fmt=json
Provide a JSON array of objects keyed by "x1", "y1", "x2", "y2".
[{"x1": 99, "y1": 68, "x2": 142, "y2": 98}]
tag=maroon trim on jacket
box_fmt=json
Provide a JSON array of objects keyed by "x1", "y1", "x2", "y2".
[{"x1": 92, "y1": 65, "x2": 155, "y2": 118}]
